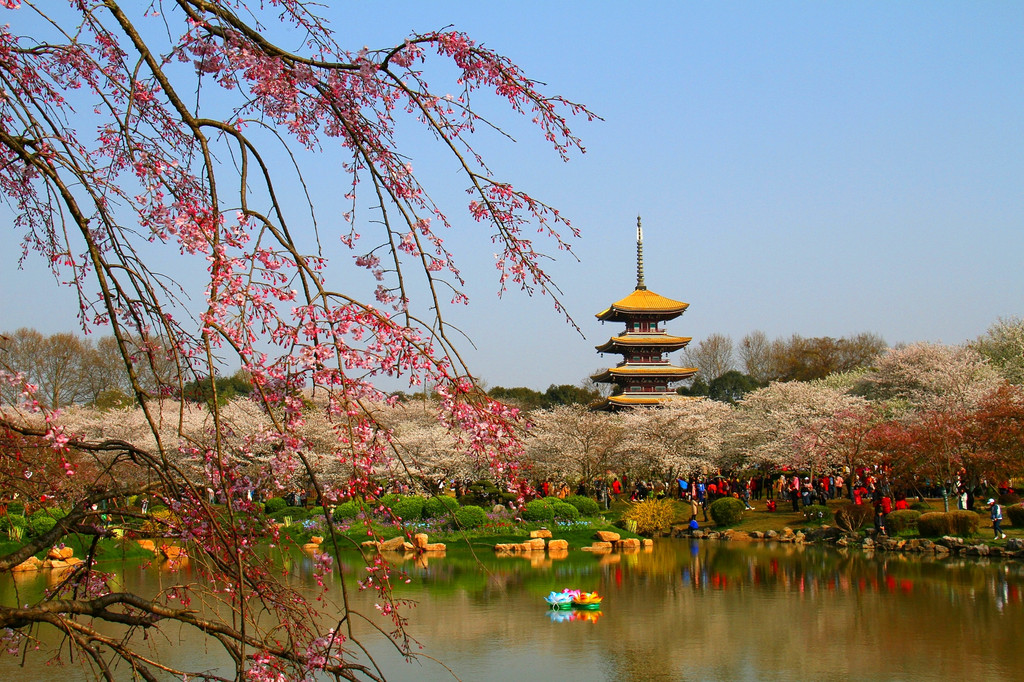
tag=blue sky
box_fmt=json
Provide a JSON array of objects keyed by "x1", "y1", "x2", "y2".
[{"x1": 2, "y1": 2, "x2": 1022, "y2": 391}]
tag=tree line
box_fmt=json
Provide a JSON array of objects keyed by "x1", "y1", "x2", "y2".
[{"x1": 0, "y1": 328, "x2": 252, "y2": 409}]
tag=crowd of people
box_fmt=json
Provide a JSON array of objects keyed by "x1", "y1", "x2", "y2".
[{"x1": 529, "y1": 469, "x2": 1018, "y2": 538}]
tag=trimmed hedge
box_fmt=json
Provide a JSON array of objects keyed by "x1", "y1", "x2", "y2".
[
  {"x1": 564, "y1": 495, "x2": 599, "y2": 517},
  {"x1": 27, "y1": 509, "x2": 63, "y2": 538},
  {"x1": 917, "y1": 510, "x2": 981, "y2": 537},
  {"x1": 709, "y1": 497, "x2": 745, "y2": 527},
  {"x1": 377, "y1": 493, "x2": 399, "y2": 510},
  {"x1": 522, "y1": 499, "x2": 555, "y2": 522},
  {"x1": 269, "y1": 507, "x2": 306, "y2": 523},
  {"x1": 552, "y1": 502, "x2": 580, "y2": 521},
  {"x1": 332, "y1": 500, "x2": 362, "y2": 521},
  {"x1": 886, "y1": 509, "x2": 921, "y2": 534},
  {"x1": 834, "y1": 503, "x2": 872, "y2": 533},
  {"x1": 264, "y1": 497, "x2": 288, "y2": 515},
  {"x1": 999, "y1": 493, "x2": 1021, "y2": 507},
  {"x1": 1006, "y1": 503, "x2": 1024, "y2": 528},
  {"x1": 452, "y1": 505, "x2": 488, "y2": 529},
  {"x1": 423, "y1": 496, "x2": 460, "y2": 519},
  {"x1": 391, "y1": 496, "x2": 425, "y2": 521}
]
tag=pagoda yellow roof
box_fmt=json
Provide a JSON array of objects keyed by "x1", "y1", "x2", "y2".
[
  {"x1": 596, "y1": 288, "x2": 689, "y2": 320},
  {"x1": 590, "y1": 365, "x2": 697, "y2": 383},
  {"x1": 591, "y1": 394, "x2": 698, "y2": 410},
  {"x1": 603, "y1": 366, "x2": 697, "y2": 377},
  {"x1": 595, "y1": 334, "x2": 691, "y2": 351}
]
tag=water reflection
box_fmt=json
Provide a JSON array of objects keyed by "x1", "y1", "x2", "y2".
[
  {"x1": 2, "y1": 540, "x2": 1022, "y2": 681},
  {"x1": 546, "y1": 608, "x2": 602, "y2": 624}
]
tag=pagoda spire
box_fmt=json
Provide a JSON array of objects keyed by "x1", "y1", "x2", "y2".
[{"x1": 636, "y1": 215, "x2": 646, "y2": 291}]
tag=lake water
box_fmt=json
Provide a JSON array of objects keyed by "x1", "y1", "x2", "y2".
[{"x1": 2, "y1": 539, "x2": 1022, "y2": 680}]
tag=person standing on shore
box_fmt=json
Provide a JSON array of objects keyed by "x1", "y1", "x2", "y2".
[{"x1": 990, "y1": 499, "x2": 1006, "y2": 539}]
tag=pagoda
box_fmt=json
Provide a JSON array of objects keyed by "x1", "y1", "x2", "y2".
[{"x1": 590, "y1": 218, "x2": 697, "y2": 410}]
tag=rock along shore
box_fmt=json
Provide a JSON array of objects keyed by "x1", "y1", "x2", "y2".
[{"x1": 673, "y1": 524, "x2": 1024, "y2": 560}]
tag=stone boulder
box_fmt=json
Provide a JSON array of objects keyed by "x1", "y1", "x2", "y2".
[
  {"x1": 765, "y1": 530, "x2": 779, "y2": 539},
  {"x1": 425, "y1": 543, "x2": 446, "y2": 552},
  {"x1": 583, "y1": 541, "x2": 613, "y2": 553},
  {"x1": 12, "y1": 556, "x2": 42, "y2": 572},
  {"x1": 137, "y1": 539, "x2": 157, "y2": 553},
  {"x1": 616, "y1": 538, "x2": 642, "y2": 550},
  {"x1": 641, "y1": 539, "x2": 654, "y2": 547},
  {"x1": 530, "y1": 529, "x2": 552, "y2": 539},
  {"x1": 803, "y1": 526, "x2": 842, "y2": 543},
  {"x1": 547, "y1": 539, "x2": 569, "y2": 551},
  {"x1": 594, "y1": 531, "x2": 620, "y2": 543},
  {"x1": 160, "y1": 544, "x2": 184, "y2": 560},
  {"x1": 413, "y1": 533, "x2": 429, "y2": 550},
  {"x1": 310, "y1": 536, "x2": 324, "y2": 545},
  {"x1": 526, "y1": 537, "x2": 546, "y2": 550},
  {"x1": 378, "y1": 536, "x2": 406, "y2": 552}
]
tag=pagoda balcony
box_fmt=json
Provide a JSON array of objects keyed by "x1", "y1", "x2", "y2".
[{"x1": 614, "y1": 359, "x2": 672, "y2": 367}]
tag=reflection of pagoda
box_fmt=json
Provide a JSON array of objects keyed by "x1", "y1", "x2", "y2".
[{"x1": 591, "y1": 218, "x2": 697, "y2": 410}]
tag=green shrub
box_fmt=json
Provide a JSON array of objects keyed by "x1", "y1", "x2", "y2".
[
  {"x1": 802, "y1": 505, "x2": 832, "y2": 526},
  {"x1": 909, "y1": 501, "x2": 930, "y2": 512},
  {"x1": 623, "y1": 498, "x2": 676, "y2": 536},
  {"x1": 917, "y1": 511, "x2": 981, "y2": 537},
  {"x1": 834, "y1": 503, "x2": 872, "y2": 533},
  {"x1": 542, "y1": 496, "x2": 563, "y2": 506},
  {"x1": 332, "y1": 500, "x2": 362, "y2": 521},
  {"x1": 522, "y1": 499, "x2": 554, "y2": 522},
  {"x1": 264, "y1": 497, "x2": 287, "y2": 515},
  {"x1": 709, "y1": 497, "x2": 745, "y2": 528},
  {"x1": 553, "y1": 502, "x2": 580, "y2": 521},
  {"x1": 269, "y1": 506, "x2": 306, "y2": 523},
  {"x1": 376, "y1": 493, "x2": 399, "y2": 510},
  {"x1": 391, "y1": 496, "x2": 425, "y2": 521},
  {"x1": 1006, "y1": 503, "x2": 1024, "y2": 528},
  {"x1": 886, "y1": 509, "x2": 921, "y2": 534},
  {"x1": 27, "y1": 509, "x2": 64, "y2": 538},
  {"x1": 452, "y1": 505, "x2": 488, "y2": 529},
  {"x1": 565, "y1": 495, "x2": 599, "y2": 517},
  {"x1": 423, "y1": 496, "x2": 460, "y2": 519}
]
